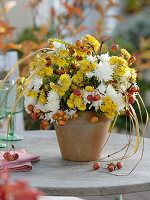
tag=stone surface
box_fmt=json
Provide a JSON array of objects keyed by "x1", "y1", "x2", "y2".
[{"x1": 8, "y1": 130, "x2": 150, "y2": 196}]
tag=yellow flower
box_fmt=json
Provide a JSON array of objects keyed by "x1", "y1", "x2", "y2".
[
  {"x1": 129, "y1": 68, "x2": 137, "y2": 82},
  {"x1": 85, "y1": 86, "x2": 94, "y2": 92},
  {"x1": 45, "y1": 67, "x2": 53, "y2": 76},
  {"x1": 109, "y1": 56, "x2": 128, "y2": 66},
  {"x1": 116, "y1": 66, "x2": 128, "y2": 76},
  {"x1": 82, "y1": 34, "x2": 100, "y2": 52},
  {"x1": 56, "y1": 58, "x2": 67, "y2": 67},
  {"x1": 121, "y1": 49, "x2": 131, "y2": 60},
  {"x1": 38, "y1": 95, "x2": 47, "y2": 104},
  {"x1": 26, "y1": 90, "x2": 38, "y2": 98},
  {"x1": 67, "y1": 99, "x2": 74, "y2": 108},
  {"x1": 78, "y1": 104, "x2": 86, "y2": 111},
  {"x1": 58, "y1": 50, "x2": 69, "y2": 58},
  {"x1": 100, "y1": 96, "x2": 118, "y2": 118}
]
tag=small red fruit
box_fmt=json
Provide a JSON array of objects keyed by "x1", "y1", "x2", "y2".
[
  {"x1": 72, "y1": 113, "x2": 78, "y2": 119},
  {"x1": 58, "y1": 120, "x2": 65, "y2": 126},
  {"x1": 90, "y1": 116, "x2": 99, "y2": 123},
  {"x1": 130, "y1": 85, "x2": 139, "y2": 93},
  {"x1": 73, "y1": 90, "x2": 81, "y2": 96},
  {"x1": 76, "y1": 40, "x2": 83, "y2": 47},
  {"x1": 30, "y1": 113, "x2": 40, "y2": 120},
  {"x1": 93, "y1": 162, "x2": 100, "y2": 170},
  {"x1": 41, "y1": 119, "x2": 49, "y2": 126},
  {"x1": 53, "y1": 114, "x2": 59, "y2": 120},
  {"x1": 71, "y1": 63, "x2": 78, "y2": 70},
  {"x1": 129, "y1": 56, "x2": 136, "y2": 63},
  {"x1": 108, "y1": 165, "x2": 115, "y2": 172},
  {"x1": 117, "y1": 162, "x2": 124, "y2": 169},
  {"x1": 111, "y1": 44, "x2": 119, "y2": 51},
  {"x1": 27, "y1": 104, "x2": 34, "y2": 112},
  {"x1": 128, "y1": 96, "x2": 136, "y2": 104},
  {"x1": 87, "y1": 95, "x2": 94, "y2": 102},
  {"x1": 93, "y1": 94, "x2": 102, "y2": 101},
  {"x1": 76, "y1": 55, "x2": 83, "y2": 61},
  {"x1": 69, "y1": 49, "x2": 75, "y2": 55},
  {"x1": 57, "y1": 110, "x2": 65, "y2": 117}
]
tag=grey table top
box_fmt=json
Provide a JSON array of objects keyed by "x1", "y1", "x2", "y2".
[{"x1": 4, "y1": 130, "x2": 150, "y2": 196}]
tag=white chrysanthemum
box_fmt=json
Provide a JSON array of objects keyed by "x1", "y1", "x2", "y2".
[
  {"x1": 106, "y1": 85, "x2": 125, "y2": 111},
  {"x1": 97, "y1": 83, "x2": 106, "y2": 95},
  {"x1": 35, "y1": 102, "x2": 47, "y2": 112},
  {"x1": 46, "y1": 90, "x2": 60, "y2": 112},
  {"x1": 25, "y1": 75, "x2": 42, "y2": 92},
  {"x1": 86, "y1": 72, "x2": 94, "y2": 78},
  {"x1": 93, "y1": 61, "x2": 114, "y2": 82},
  {"x1": 90, "y1": 99, "x2": 102, "y2": 111},
  {"x1": 99, "y1": 53, "x2": 110, "y2": 62},
  {"x1": 44, "y1": 112, "x2": 56, "y2": 122},
  {"x1": 24, "y1": 96, "x2": 37, "y2": 113},
  {"x1": 87, "y1": 55, "x2": 97, "y2": 63},
  {"x1": 65, "y1": 109, "x2": 76, "y2": 118}
]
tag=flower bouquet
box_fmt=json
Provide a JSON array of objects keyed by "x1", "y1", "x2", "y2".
[{"x1": 1, "y1": 34, "x2": 148, "y2": 163}]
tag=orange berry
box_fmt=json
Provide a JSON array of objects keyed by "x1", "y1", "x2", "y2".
[
  {"x1": 53, "y1": 114, "x2": 59, "y2": 120},
  {"x1": 72, "y1": 113, "x2": 78, "y2": 119},
  {"x1": 117, "y1": 161, "x2": 124, "y2": 169},
  {"x1": 57, "y1": 110, "x2": 65, "y2": 117},
  {"x1": 93, "y1": 162, "x2": 100, "y2": 170},
  {"x1": 108, "y1": 165, "x2": 115, "y2": 172},
  {"x1": 76, "y1": 40, "x2": 83, "y2": 47},
  {"x1": 34, "y1": 109, "x2": 41, "y2": 114},
  {"x1": 48, "y1": 42, "x2": 54, "y2": 48},
  {"x1": 27, "y1": 104, "x2": 34, "y2": 112},
  {"x1": 63, "y1": 114, "x2": 68, "y2": 121},
  {"x1": 90, "y1": 116, "x2": 98, "y2": 123},
  {"x1": 129, "y1": 56, "x2": 136, "y2": 63},
  {"x1": 58, "y1": 120, "x2": 65, "y2": 126},
  {"x1": 111, "y1": 44, "x2": 119, "y2": 51}
]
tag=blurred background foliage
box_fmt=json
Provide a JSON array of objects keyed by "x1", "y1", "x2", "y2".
[{"x1": 0, "y1": 0, "x2": 149, "y2": 131}]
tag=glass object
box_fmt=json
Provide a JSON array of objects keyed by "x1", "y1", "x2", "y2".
[
  {"x1": 0, "y1": 86, "x2": 8, "y2": 147},
  {"x1": 0, "y1": 80, "x2": 24, "y2": 141}
]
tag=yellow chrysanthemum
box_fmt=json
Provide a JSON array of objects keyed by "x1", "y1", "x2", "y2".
[
  {"x1": 82, "y1": 34, "x2": 100, "y2": 52},
  {"x1": 55, "y1": 58, "x2": 67, "y2": 67},
  {"x1": 121, "y1": 49, "x2": 131, "y2": 60},
  {"x1": 38, "y1": 95, "x2": 47, "y2": 104},
  {"x1": 129, "y1": 68, "x2": 137, "y2": 82},
  {"x1": 109, "y1": 56, "x2": 128, "y2": 66},
  {"x1": 67, "y1": 99, "x2": 75, "y2": 109},
  {"x1": 26, "y1": 90, "x2": 38, "y2": 98},
  {"x1": 58, "y1": 50, "x2": 69, "y2": 58},
  {"x1": 100, "y1": 96, "x2": 118, "y2": 118},
  {"x1": 78, "y1": 104, "x2": 86, "y2": 111},
  {"x1": 85, "y1": 86, "x2": 94, "y2": 92},
  {"x1": 116, "y1": 66, "x2": 128, "y2": 76}
]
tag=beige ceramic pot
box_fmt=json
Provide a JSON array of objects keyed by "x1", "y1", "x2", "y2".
[{"x1": 54, "y1": 111, "x2": 112, "y2": 162}]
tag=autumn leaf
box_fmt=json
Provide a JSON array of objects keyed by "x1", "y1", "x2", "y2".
[
  {"x1": 76, "y1": 26, "x2": 88, "y2": 33},
  {"x1": 108, "y1": 15, "x2": 124, "y2": 21},
  {"x1": 73, "y1": 6, "x2": 84, "y2": 18},
  {"x1": 95, "y1": 3, "x2": 104, "y2": 17},
  {"x1": 32, "y1": 26, "x2": 48, "y2": 41},
  {"x1": 50, "y1": 7, "x2": 55, "y2": 18},
  {"x1": 106, "y1": 0, "x2": 120, "y2": 10},
  {"x1": 75, "y1": 0, "x2": 96, "y2": 4}
]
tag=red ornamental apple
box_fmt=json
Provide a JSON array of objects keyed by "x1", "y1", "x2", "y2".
[
  {"x1": 108, "y1": 165, "x2": 115, "y2": 172},
  {"x1": 93, "y1": 94, "x2": 102, "y2": 101},
  {"x1": 76, "y1": 55, "x2": 83, "y2": 61},
  {"x1": 128, "y1": 96, "x2": 136, "y2": 104},
  {"x1": 27, "y1": 104, "x2": 34, "y2": 112},
  {"x1": 111, "y1": 44, "x2": 119, "y2": 51},
  {"x1": 73, "y1": 90, "x2": 81, "y2": 96},
  {"x1": 129, "y1": 56, "x2": 136, "y2": 63},
  {"x1": 130, "y1": 85, "x2": 139, "y2": 93},
  {"x1": 30, "y1": 113, "x2": 40, "y2": 120},
  {"x1": 93, "y1": 162, "x2": 100, "y2": 170},
  {"x1": 117, "y1": 162, "x2": 124, "y2": 169},
  {"x1": 87, "y1": 95, "x2": 94, "y2": 102}
]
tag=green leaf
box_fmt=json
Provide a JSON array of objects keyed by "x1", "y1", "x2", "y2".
[{"x1": 48, "y1": 38, "x2": 73, "y2": 47}]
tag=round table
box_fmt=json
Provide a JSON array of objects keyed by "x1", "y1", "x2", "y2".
[{"x1": 10, "y1": 131, "x2": 150, "y2": 197}]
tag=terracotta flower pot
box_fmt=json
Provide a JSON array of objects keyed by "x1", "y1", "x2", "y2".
[{"x1": 54, "y1": 111, "x2": 112, "y2": 162}]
